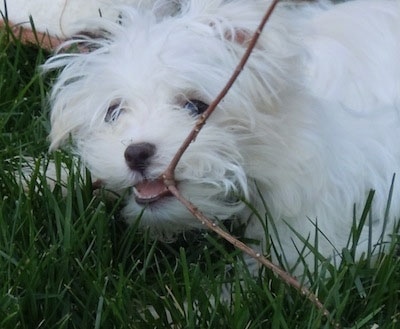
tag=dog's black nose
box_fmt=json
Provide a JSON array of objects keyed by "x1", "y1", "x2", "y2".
[{"x1": 124, "y1": 142, "x2": 156, "y2": 173}]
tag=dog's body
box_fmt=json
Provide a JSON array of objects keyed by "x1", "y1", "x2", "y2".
[{"x1": 44, "y1": 0, "x2": 400, "y2": 272}]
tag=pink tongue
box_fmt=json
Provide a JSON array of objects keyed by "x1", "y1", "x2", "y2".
[{"x1": 134, "y1": 179, "x2": 171, "y2": 203}]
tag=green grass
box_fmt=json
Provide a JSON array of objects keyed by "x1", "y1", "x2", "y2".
[{"x1": 1, "y1": 26, "x2": 400, "y2": 329}]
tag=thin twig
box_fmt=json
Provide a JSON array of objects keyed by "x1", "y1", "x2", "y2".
[
  {"x1": 161, "y1": 0, "x2": 338, "y2": 325},
  {"x1": 0, "y1": 20, "x2": 63, "y2": 51}
]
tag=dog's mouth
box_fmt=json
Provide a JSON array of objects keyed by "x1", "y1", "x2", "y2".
[{"x1": 133, "y1": 179, "x2": 172, "y2": 205}]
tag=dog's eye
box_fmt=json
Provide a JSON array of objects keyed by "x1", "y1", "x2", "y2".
[
  {"x1": 183, "y1": 99, "x2": 209, "y2": 116},
  {"x1": 105, "y1": 103, "x2": 122, "y2": 123}
]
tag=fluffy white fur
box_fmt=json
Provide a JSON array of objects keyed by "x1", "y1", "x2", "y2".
[{"x1": 43, "y1": 0, "x2": 400, "y2": 272}]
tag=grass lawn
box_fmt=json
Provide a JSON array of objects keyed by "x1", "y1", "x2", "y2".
[{"x1": 1, "y1": 24, "x2": 400, "y2": 329}]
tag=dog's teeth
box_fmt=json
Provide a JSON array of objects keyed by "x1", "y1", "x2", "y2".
[{"x1": 133, "y1": 179, "x2": 171, "y2": 204}]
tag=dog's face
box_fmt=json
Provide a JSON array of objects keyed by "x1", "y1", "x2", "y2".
[{"x1": 45, "y1": 1, "x2": 284, "y2": 232}]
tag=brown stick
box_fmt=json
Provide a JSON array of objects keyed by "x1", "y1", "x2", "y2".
[
  {"x1": 161, "y1": 0, "x2": 338, "y2": 325},
  {"x1": 0, "y1": 19, "x2": 64, "y2": 51}
]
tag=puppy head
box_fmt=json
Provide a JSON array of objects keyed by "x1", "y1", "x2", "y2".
[{"x1": 43, "y1": 0, "x2": 290, "y2": 232}]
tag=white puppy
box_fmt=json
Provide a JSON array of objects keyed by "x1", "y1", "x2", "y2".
[{"x1": 43, "y1": 0, "x2": 400, "y2": 272}]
